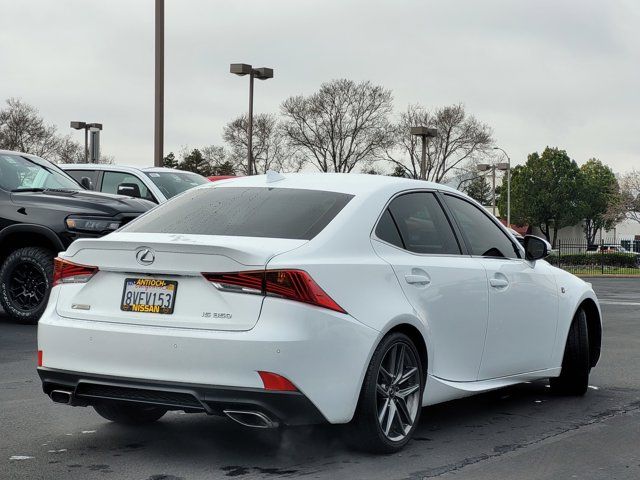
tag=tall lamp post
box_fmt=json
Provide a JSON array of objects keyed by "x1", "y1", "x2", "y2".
[
  {"x1": 230, "y1": 63, "x2": 274, "y2": 175},
  {"x1": 154, "y1": 0, "x2": 164, "y2": 167},
  {"x1": 492, "y1": 146, "x2": 511, "y2": 227},
  {"x1": 70, "y1": 122, "x2": 102, "y2": 163},
  {"x1": 477, "y1": 162, "x2": 509, "y2": 217},
  {"x1": 410, "y1": 127, "x2": 438, "y2": 180}
]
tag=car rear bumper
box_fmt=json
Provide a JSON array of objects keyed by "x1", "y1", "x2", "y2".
[
  {"x1": 38, "y1": 367, "x2": 326, "y2": 426},
  {"x1": 38, "y1": 295, "x2": 380, "y2": 424}
]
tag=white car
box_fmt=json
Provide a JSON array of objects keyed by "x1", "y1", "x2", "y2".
[
  {"x1": 38, "y1": 173, "x2": 602, "y2": 453},
  {"x1": 60, "y1": 164, "x2": 209, "y2": 203}
]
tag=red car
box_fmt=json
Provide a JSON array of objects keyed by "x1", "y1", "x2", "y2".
[{"x1": 207, "y1": 176, "x2": 237, "y2": 182}]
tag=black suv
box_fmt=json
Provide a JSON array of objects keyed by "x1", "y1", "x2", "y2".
[{"x1": 0, "y1": 150, "x2": 154, "y2": 324}]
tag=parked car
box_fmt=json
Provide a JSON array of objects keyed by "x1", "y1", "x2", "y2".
[
  {"x1": 38, "y1": 173, "x2": 601, "y2": 453},
  {"x1": 60, "y1": 164, "x2": 209, "y2": 203},
  {"x1": 507, "y1": 227, "x2": 525, "y2": 246},
  {"x1": 586, "y1": 244, "x2": 639, "y2": 255},
  {"x1": 0, "y1": 150, "x2": 154, "y2": 324},
  {"x1": 208, "y1": 175, "x2": 237, "y2": 182}
]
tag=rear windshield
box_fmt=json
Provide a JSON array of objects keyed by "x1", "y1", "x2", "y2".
[
  {"x1": 123, "y1": 186, "x2": 354, "y2": 240},
  {"x1": 144, "y1": 171, "x2": 209, "y2": 199}
]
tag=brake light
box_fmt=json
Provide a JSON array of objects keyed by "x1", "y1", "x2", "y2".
[
  {"x1": 53, "y1": 257, "x2": 98, "y2": 286},
  {"x1": 38, "y1": 350, "x2": 43, "y2": 367},
  {"x1": 203, "y1": 269, "x2": 345, "y2": 313},
  {"x1": 258, "y1": 371, "x2": 298, "y2": 392}
]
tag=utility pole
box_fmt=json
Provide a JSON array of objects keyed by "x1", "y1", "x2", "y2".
[
  {"x1": 154, "y1": 0, "x2": 164, "y2": 167},
  {"x1": 410, "y1": 127, "x2": 438, "y2": 180},
  {"x1": 230, "y1": 64, "x2": 274, "y2": 175}
]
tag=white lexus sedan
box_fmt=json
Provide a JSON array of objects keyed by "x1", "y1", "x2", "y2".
[{"x1": 38, "y1": 173, "x2": 601, "y2": 453}]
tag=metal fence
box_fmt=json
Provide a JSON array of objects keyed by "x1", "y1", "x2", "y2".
[{"x1": 548, "y1": 237, "x2": 640, "y2": 276}]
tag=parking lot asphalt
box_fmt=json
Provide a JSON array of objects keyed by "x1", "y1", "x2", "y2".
[{"x1": 1, "y1": 278, "x2": 639, "y2": 480}]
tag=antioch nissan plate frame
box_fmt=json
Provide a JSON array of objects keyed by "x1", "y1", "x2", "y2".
[{"x1": 120, "y1": 278, "x2": 178, "y2": 314}]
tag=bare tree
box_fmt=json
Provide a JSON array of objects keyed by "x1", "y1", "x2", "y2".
[
  {"x1": 0, "y1": 98, "x2": 61, "y2": 158},
  {"x1": 280, "y1": 79, "x2": 394, "y2": 173},
  {"x1": 385, "y1": 104, "x2": 493, "y2": 183},
  {"x1": 54, "y1": 136, "x2": 85, "y2": 163},
  {"x1": 223, "y1": 113, "x2": 300, "y2": 174},
  {"x1": 619, "y1": 170, "x2": 640, "y2": 224}
]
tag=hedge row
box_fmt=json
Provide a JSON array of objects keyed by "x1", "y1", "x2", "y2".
[{"x1": 550, "y1": 252, "x2": 640, "y2": 268}]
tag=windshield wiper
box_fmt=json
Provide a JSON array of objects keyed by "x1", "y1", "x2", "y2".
[{"x1": 11, "y1": 187, "x2": 45, "y2": 192}]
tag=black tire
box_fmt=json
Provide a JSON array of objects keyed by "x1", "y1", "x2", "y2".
[
  {"x1": 0, "y1": 247, "x2": 54, "y2": 324},
  {"x1": 348, "y1": 332, "x2": 424, "y2": 454},
  {"x1": 550, "y1": 308, "x2": 590, "y2": 395},
  {"x1": 93, "y1": 403, "x2": 167, "y2": 425}
]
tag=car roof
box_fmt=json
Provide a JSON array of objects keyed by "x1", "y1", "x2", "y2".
[
  {"x1": 59, "y1": 164, "x2": 193, "y2": 174},
  {"x1": 207, "y1": 172, "x2": 460, "y2": 197}
]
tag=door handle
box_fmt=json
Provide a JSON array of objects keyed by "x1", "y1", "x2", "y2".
[
  {"x1": 405, "y1": 274, "x2": 431, "y2": 286},
  {"x1": 489, "y1": 277, "x2": 509, "y2": 288}
]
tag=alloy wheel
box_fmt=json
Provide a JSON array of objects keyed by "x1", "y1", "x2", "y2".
[
  {"x1": 376, "y1": 341, "x2": 421, "y2": 441},
  {"x1": 8, "y1": 262, "x2": 47, "y2": 311}
]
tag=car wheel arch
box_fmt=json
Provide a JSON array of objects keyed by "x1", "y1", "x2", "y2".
[
  {"x1": 0, "y1": 224, "x2": 64, "y2": 260},
  {"x1": 577, "y1": 298, "x2": 602, "y2": 368}
]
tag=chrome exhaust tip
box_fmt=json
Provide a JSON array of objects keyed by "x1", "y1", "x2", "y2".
[
  {"x1": 223, "y1": 410, "x2": 279, "y2": 429},
  {"x1": 50, "y1": 389, "x2": 73, "y2": 405}
]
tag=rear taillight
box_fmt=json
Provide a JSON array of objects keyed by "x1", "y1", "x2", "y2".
[
  {"x1": 203, "y1": 269, "x2": 345, "y2": 313},
  {"x1": 37, "y1": 350, "x2": 43, "y2": 367},
  {"x1": 53, "y1": 257, "x2": 98, "y2": 286}
]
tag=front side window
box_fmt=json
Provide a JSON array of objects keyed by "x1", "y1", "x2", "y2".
[
  {"x1": 0, "y1": 154, "x2": 80, "y2": 191},
  {"x1": 65, "y1": 170, "x2": 99, "y2": 190},
  {"x1": 377, "y1": 192, "x2": 461, "y2": 255},
  {"x1": 444, "y1": 194, "x2": 520, "y2": 259},
  {"x1": 123, "y1": 186, "x2": 353, "y2": 240},
  {"x1": 101, "y1": 171, "x2": 155, "y2": 202}
]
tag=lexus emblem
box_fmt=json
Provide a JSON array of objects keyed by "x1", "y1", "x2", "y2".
[{"x1": 136, "y1": 248, "x2": 155, "y2": 266}]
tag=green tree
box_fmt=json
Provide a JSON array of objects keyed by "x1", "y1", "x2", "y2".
[
  {"x1": 579, "y1": 158, "x2": 623, "y2": 245},
  {"x1": 163, "y1": 152, "x2": 179, "y2": 169},
  {"x1": 390, "y1": 165, "x2": 408, "y2": 177},
  {"x1": 178, "y1": 149, "x2": 213, "y2": 176},
  {"x1": 504, "y1": 147, "x2": 582, "y2": 247},
  {"x1": 464, "y1": 175, "x2": 492, "y2": 205},
  {"x1": 210, "y1": 161, "x2": 236, "y2": 176}
]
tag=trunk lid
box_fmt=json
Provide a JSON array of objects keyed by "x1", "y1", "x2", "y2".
[{"x1": 55, "y1": 232, "x2": 306, "y2": 331}]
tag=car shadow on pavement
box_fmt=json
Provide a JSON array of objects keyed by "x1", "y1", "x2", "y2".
[{"x1": 45, "y1": 380, "x2": 592, "y2": 473}]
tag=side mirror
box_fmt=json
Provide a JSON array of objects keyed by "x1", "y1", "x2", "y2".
[
  {"x1": 79, "y1": 177, "x2": 93, "y2": 190},
  {"x1": 117, "y1": 182, "x2": 141, "y2": 198},
  {"x1": 524, "y1": 235, "x2": 551, "y2": 261}
]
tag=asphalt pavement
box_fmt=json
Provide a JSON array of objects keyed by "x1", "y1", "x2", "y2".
[{"x1": 1, "y1": 278, "x2": 639, "y2": 480}]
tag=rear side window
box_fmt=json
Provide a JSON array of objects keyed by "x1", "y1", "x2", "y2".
[
  {"x1": 123, "y1": 187, "x2": 353, "y2": 240},
  {"x1": 378, "y1": 192, "x2": 461, "y2": 255},
  {"x1": 375, "y1": 210, "x2": 404, "y2": 248}
]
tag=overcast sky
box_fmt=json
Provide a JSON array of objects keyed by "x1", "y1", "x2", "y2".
[{"x1": 1, "y1": 0, "x2": 638, "y2": 172}]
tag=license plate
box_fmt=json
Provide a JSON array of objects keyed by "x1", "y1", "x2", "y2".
[{"x1": 120, "y1": 278, "x2": 178, "y2": 314}]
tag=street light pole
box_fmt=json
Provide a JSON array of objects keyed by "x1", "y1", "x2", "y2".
[
  {"x1": 410, "y1": 127, "x2": 438, "y2": 180},
  {"x1": 71, "y1": 122, "x2": 102, "y2": 163},
  {"x1": 83, "y1": 128, "x2": 88, "y2": 163},
  {"x1": 247, "y1": 70, "x2": 255, "y2": 176},
  {"x1": 154, "y1": 0, "x2": 164, "y2": 167},
  {"x1": 478, "y1": 161, "x2": 509, "y2": 218},
  {"x1": 493, "y1": 146, "x2": 511, "y2": 227},
  {"x1": 230, "y1": 64, "x2": 274, "y2": 176}
]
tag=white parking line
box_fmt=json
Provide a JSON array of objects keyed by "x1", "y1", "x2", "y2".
[{"x1": 598, "y1": 300, "x2": 640, "y2": 306}]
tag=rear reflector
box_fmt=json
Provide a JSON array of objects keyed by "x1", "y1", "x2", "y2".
[
  {"x1": 258, "y1": 371, "x2": 298, "y2": 392},
  {"x1": 53, "y1": 257, "x2": 98, "y2": 286},
  {"x1": 203, "y1": 269, "x2": 345, "y2": 313},
  {"x1": 37, "y1": 350, "x2": 43, "y2": 367}
]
